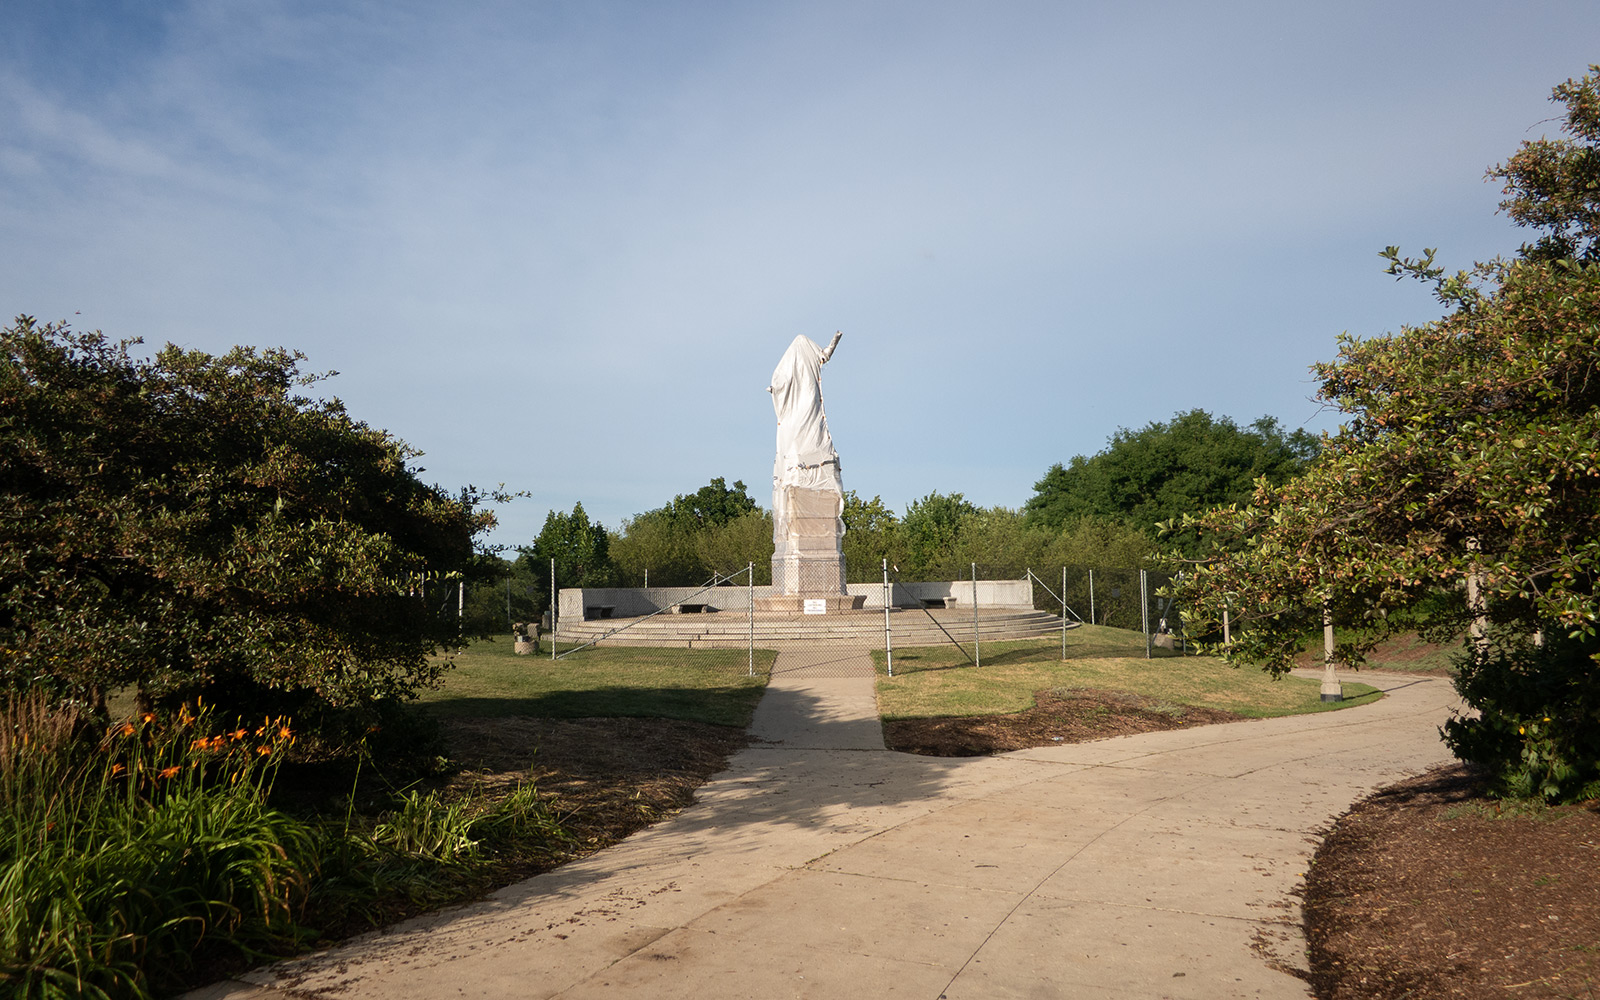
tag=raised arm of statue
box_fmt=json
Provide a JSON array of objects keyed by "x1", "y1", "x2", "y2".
[{"x1": 820, "y1": 330, "x2": 842, "y2": 363}]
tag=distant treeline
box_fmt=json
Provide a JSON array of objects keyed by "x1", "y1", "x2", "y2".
[{"x1": 463, "y1": 410, "x2": 1319, "y2": 630}]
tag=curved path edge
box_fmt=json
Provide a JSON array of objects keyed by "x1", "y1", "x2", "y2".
[{"x1": 187, "y1": 666, "x2": 1459, "y2": 999}]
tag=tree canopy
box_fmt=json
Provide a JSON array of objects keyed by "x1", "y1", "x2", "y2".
[
  {"x1": 664, "y1": 477, "x2": 759, "y2": 530},
  {"x1": 1174, "y1": 67, "x2": 1600, "y2": 801},
  {"x1": 0, "y1": 318, "x2": 494, "y2": 718},
  {"x1": 609, "y1": 477, "x2": 766, "y2": 586},
  {"x1": 1024, "y1": 409, "x2": 1318, "y2": 556},
  {"x1": 522, "y1": 503, "x2": 616, "y2": 588},
  {"x1": 896, "y1": 491, "x2": 980, "y2": 579}
]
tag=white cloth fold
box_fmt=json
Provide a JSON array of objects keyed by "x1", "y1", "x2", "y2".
[{"x1": 769, "y1": 335, "x2": 844, "y2": 540}]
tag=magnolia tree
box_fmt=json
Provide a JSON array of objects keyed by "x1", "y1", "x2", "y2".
[
  {"x1": 1174, "y1": 69, "x2": 1600, "y2": 801},
  {"x1": 0, "y1": 318, "x2": 497, "y2": 722}
]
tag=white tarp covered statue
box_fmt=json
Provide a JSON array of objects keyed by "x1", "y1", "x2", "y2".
[{"x1": 767, "y1": 331, "x2": 847, "y2": 596}]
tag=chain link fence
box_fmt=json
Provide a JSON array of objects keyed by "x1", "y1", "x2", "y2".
[{"x1": 448, "y1": 560, "x2": 1187, "y2": 669}]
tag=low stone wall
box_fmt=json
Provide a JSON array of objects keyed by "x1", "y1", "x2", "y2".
[
  {"x1": 886, "y1": 579, "x2": 1034, "y2": 610},
  {"x1": 558, "y1": 578, "x2": 1033, "y2": 622}
]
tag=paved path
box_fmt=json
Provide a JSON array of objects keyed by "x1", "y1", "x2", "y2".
[{"x1": 192, "y1": 659, "x2": 1459, "y2": 1000}]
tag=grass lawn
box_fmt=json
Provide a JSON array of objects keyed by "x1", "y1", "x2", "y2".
[
  {"x1": 875, "y1": 624, "x2": 1381, "y2": 721},
  {"x1": 1314, "y1": 630, "x2": 1460, "y2": 674},
  {"x1": 418, "y1": 637, "x2": 776, "y2": 728}
]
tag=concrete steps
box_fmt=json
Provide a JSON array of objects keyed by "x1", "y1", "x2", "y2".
[{"x1": 556, "y1": 608, "x2": 1073, "y2": 649}]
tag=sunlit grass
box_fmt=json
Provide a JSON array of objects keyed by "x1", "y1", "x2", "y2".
[
  {"x1": 419, "y1": 637, "x2": 775, "y2": 728},
  {"x1": 875, "y1": 625, "x2": 1381, "y2": 720}
]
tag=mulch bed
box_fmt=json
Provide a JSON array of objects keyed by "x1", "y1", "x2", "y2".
[
  {"x1": 883, "y1": 687, "x2": 1243, "y2": 756},
  {"x1": 442, "y1": 715, "x2": 751, "y2": 859},
  {"x1": 1303, "y1": 763, "x2": 1600, "y2": 999}
]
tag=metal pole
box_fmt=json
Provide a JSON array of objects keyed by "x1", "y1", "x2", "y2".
[
  {"x1": 972, "y1": 562, "x2": 980, "y2": 668},
  {"x1": 1176, "y1": 571, "x2": 1186, "y2": 656},
  {"x1": 1089, "y1": 568, "x2": 1095, "y2": 625},
  {"x1": 883, "y1": 558, "x2": 893, "y2": 677},
  {"x1": 747, "y1": 562, "x2": 754, "y2": 677},
  {"x1": 550, "y1": 557, "x2": 557, "y2": 661},
  {"x1": 1140, "y1": 568, "x2": 1150, "y2": 659},
  {"x1": 1061, "y1": 565, "x2": 1067, "y2": 660}
]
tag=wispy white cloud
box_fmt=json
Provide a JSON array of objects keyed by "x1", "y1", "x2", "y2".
[{"x1": 1, "y1": 0, "x2": 1593, "y2": 544}]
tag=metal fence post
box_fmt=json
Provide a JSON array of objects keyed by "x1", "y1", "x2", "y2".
[
  {"x1": 972, "y1": 562, "x2": 980, "y2": 668},
  {"x1": 882, "y1": 558, "x2": 893, "y2": 677},
  {"x1": 550, "y1": 557, "x2": 557, "y2": 661},
  {"x1": 747, "y1": 562, "x2": 754, "y2": 677},
  {"x1": 1061, "y1": 565, "x2": 1067, "y2": 660},
  {"x1": 1140, "y1": 568, "x2": 1150, "y2": 659},
  {"x1": 1088, "y1": 568, "x2": 1095, "y2": 625}
]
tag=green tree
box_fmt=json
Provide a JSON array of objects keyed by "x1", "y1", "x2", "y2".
[
  {"x1": 666, "y1": 476, "x2": 759, "y2": 530},
  {"x1": 1175, "y1": 67, "x2": 1600, "y2": 801},
  {"x1": 609, "y1": 477, "x2": 761, "y2": 586},
  {"x1": 696, "y1": 509, "x2": 774, "y2": 582},
  {"x1": 841, "y1": 491, "x2": 902, "y2": 582},
  {"x1": 0, "y1": 318, "x2": 493, "y2": 719},
  {"x1": 531, "y1": 502, "x2": 616, "y2": 587},
  {"x1": 610, "y1": 509, "x2": 702, "y2": 586},
  {"x1": 899, "y1": 492, "x2": 979, "y2": 579},
  {"x1": 457, "y1": 554, "x2": 543, "y2": 634},
  {"x1": 517, "y1": 502, "x2": 618, "y2": 610},
  {"x1": 1025, "y1": 410, "x2": 1319, "y2": 556}
]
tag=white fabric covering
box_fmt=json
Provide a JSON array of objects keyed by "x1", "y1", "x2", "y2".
[{"x1": 768, "y1": 334, "x2": 844, "y2": 543}]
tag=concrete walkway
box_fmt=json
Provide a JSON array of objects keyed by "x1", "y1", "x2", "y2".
[{"x1": 191, "y1": 657, "x2": 1459, "y2": 1000}]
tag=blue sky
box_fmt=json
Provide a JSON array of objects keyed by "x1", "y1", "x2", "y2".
[{"x1": 3, "y1": 2, "x2": 1596, "y2": 549}]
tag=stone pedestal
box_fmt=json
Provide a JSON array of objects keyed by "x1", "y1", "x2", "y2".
[
  {"x1": 769, "y1": 484, "x2": 864, "y2": 611},
  {"x1": 754, "y1": 593, "x2": 866, "y2": 613}
]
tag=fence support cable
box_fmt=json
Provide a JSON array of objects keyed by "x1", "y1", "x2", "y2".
[{"x1": 889, "y1": 565, "x2": 974, "y2": 665}]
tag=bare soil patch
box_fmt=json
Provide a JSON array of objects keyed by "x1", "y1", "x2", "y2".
[
  {"x1": 1303, "y1": 764, "x2": 1600, "y2": 999},
  {"x1": 883, "y1": 687, "x2": 1244, "y2": 756},
  {"x1": 441, "y1": 716, "x2": 749, "y2": 873}
]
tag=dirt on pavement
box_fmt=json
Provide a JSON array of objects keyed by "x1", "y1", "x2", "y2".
[{"x1": 882, "y1": 686, "x2": 1244, "y2": 755}]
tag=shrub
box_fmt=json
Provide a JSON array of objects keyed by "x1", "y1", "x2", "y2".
[{"x1": 1444, "y1": 631, "x2": 1600, "y2": 803}]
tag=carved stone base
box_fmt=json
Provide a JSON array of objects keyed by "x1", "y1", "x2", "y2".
[{"x1": 772, "y1": 485, "x2": 850, "y2": 597}]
